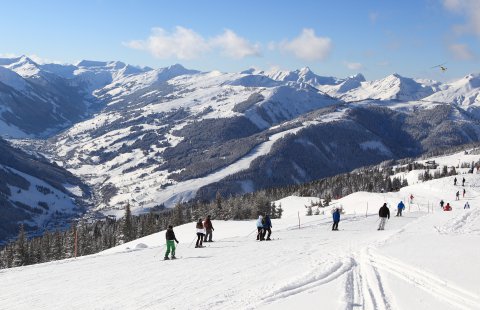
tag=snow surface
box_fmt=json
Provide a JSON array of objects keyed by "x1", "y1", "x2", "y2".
[{"x1": 2, "y1": 167, "x2": 480, "y2": 309}]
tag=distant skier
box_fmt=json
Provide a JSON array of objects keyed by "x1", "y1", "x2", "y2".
[
  {"x1": 440, "y1": 200, "x2": 444, "y2": 209},
  {"x1": 464, "y1": 202, "x2": 470, "y2": 209},
  {"x1": 263, "y1": 214, "x2": 272, "y2": 240},
  {"x1": 378, "y1": 203, "x2": 390, "y2": 230},
  {"x1": 456, "y1": 191, "x2": 460, "y2": 200},
  {"x1": 332, "y1": 208, "x2": 340, "y2": 231},
  {"x1": 444, "y1": 203, "x2": 452, "y2": 211},
  {"x1": 164, "y1": 225, "x2": 179, "y2": 260},
  {"x1": 409, "y1": 194, "x2": 414, "y2": 204},
  {"x1": 396, "y1": 201, "x2": 405, "y2": 217},
  {"x1": 454, "y1": 177, "x2": 457, "y2": 186},
  {"x1": 203, "y1": 215, "x2": 214, "y2": 242},
  {"x1": 256, "y1": 215, "x2": 265, "y2": 241},
  {"x1": 462, "y1": 177, "x2": 465, "y2": 186},
  {"x1": 195, "y1": 219, "x2": 205, "y2": 248},
  {"x1": 463, "y1": 188, "x2": 466, "y2": 198}
]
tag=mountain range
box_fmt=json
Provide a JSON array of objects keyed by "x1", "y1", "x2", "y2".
[{"x1": 1, "y1": 55, "x2": 480, "y2": 243}]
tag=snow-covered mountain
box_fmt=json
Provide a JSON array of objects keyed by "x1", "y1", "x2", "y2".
[
  {"x1": 4, "y1": 55, "x2": 480, "y2": 217},
  {"x1": 0, "y1": 138, "x2": 89, "y2": 245},
  {"x1": 2, "y1": 148, "x2": 480, "y2": 309}
]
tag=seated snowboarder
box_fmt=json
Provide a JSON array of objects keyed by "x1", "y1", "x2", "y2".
[
  {"x1": 443, "y1": 203, "x2": 452, "y2": 211},
  {"x1": 165, "y1": 225, "x2": 179, "y2": 260},
  {"x1": 464, "y1": 202, "x2": 470, "y2": 209}
]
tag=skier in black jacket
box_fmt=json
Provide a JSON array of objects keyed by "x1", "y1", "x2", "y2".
[
  {"x1": 165, "y1": 225, "x2": 179, "y2": 260},
  {"x1": 378, "y1": 203, "x2": 390, "y2": 230}
]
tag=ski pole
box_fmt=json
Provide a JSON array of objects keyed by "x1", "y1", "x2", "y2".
[{"x1": 188, "y1": 236, "x2": 196, "y2": 248}]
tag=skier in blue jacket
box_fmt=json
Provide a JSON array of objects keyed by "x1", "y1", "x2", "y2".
[
  {"x1": 263, "y1": 215, "x2": 272, "y2": 240},
  {"x1": 396, "y1": 201, "x2": 405, "y2": 217},
  {"x1": 332, "y1": 208, "x2": 340, "y2": 231}
]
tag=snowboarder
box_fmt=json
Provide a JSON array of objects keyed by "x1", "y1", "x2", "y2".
[
  {"x1": 456, "y1": 191, "x2": 460, "y2": 200},
  {"x1": 263, "y1": 214, "x2": 272, "y2": 240},
  {"x1": 164, "y1": 225, "x2": 179, "y2": 260},
  {"x1": 462, "y1": 177, "x2": 465, "y2": 186},
  {"x1": 256, "y1": 215, "x2": 264, "y2": 241},
  {"x1": 409, "y1": 194, "x2": 414, "y2": 204},
  {"x1": 454, "y1": 177, "x2": 457, "y2": 186},
  {"x1": 463, "y1": 188, "x2": 466, "y2": 198},
  {"x1": 444, "y1": 203, "x2": 452, "y2": 211},
  {"x1": 378, "y1": 203, "x2": 390, "y2": 230},
  {"x1": 396, "y1": 201, "x2": 405, "y2": 217},
  {"x1": 332, "y1": 208, "x2": 340, "y2": 231},
  {"x1": 203, "y1": 215, "x2": 214, "y2": 242},
  {"x1": 440, "y1": 200, "x2": 444, "y2": 209},
  {"x1": 464, "y1": 202, "x2": 470, "y2": 209},
  {"x1": 195, "y1": 219, "x2": 205, "y2": 248}
]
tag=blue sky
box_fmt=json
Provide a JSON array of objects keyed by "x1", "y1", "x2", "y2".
[{"x1": 0, "y1": 0, "x2": 478, "y2": 81}]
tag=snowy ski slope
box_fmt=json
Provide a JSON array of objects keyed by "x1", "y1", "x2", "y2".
[{"x1": 2, "y1": 158, "x2": 480, "y2": 309}]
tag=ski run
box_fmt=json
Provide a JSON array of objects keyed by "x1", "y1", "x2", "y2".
[{"x1": 2, "y1": 150, "x2": 480, "y2": 309}]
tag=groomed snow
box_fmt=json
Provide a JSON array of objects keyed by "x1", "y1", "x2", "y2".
[{"x1": 2, "y1": 169, "x2": 480, "y2": 309}]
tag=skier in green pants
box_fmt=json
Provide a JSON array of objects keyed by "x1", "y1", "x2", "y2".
[{"x1": 165, "y1": 225, "x2": 179, "y2": 260}]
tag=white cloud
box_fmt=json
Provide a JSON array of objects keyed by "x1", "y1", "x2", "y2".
[
  {"x1": 448, "y1": 43, "x2": 474, "y2": 60},
  {"x1": 211, "y1": 29, "x2": 261, "y2": 59},
  {"x1": 125, "y1": 27, "x2": 261, "y2": 60},
  {"x1": 124, "y1": 26, "x2": 210, "y2": 60},
  {"x1": 443, "y1": 0, "x2": 480, "y2": 36},
  {"x1": 344, "y1": 61, "x2": 364, "y2": 70},
  {"x1": 280, "y1": 28, "x2": 332, "y2": 61}
]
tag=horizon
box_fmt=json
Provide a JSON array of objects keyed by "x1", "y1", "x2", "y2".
[{"x1": 1, "y1": 0, "x2": 479, "y2": 82}]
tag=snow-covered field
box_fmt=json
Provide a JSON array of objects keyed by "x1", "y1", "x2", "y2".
[{"x1": 2, "y1": 169, "x2": 480, "y2": 309}]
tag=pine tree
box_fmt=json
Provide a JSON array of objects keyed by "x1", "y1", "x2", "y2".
[
  {"x1": 123, "y1": 203, "x2": 134, "y2": 242},
  {"x1": 14, "y1": 224, "x2": 28, "y2": 266}
]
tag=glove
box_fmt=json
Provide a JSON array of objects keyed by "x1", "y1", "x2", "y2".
[
  {"x1": 176, "y1": 240, "x2": 179, "y2": 244},
  {"x1": 212, "y1": 228, "x2": 215, "y2": 231}
]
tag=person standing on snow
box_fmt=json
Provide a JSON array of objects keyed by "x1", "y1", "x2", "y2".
[
  {"x1": 440, "y1": 200, "x2": 444, "y2": 209},
  {"x1": 463, "y1": 188, "x2": 466, "y2": 198},
  {"x1": 454, "y1": 177, "x2": 457, "y2": 186},
  {"x1": 164, "y1": 225, "x2": 179, "y2": 260},
  {"x1": 263, "y1": 214, "x2": 272, "y2": 240},
  {"x1": 195, "y1": 219, "x2": 205, "y2": 248},
  {"x1": 256, "y1": 215, "x2": 265, "y2": 241},
  {"x1": 409, "y1": 194, "x2": 414, "y2": 204},
  {"x1": 456, "y1": 191, "x2": 460, "y2": 200},
  {"x1": 203, "y1": 215, "x2": 214, "y2": 242},
  {"x1": 378, "y1": 203, "x2": 390, "y2": 230},
  {"x1": 464, "y1": 202, "x2": 470, "y2": 209},
  {"x1": 396, "y1": 201, "x2": 405, "y2": 217},
  {"x1": 462, "y1": 177, "x2": 465, "y2": 186},
  {"x1": 332, "y1": 208, "x2": 340, "y2": 231}
]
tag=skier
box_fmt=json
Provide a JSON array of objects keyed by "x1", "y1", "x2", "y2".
[
  {"x1": 396, "y1": 201, "x2": 405, "y2": 217},
  {"x1": 203, "y1": 215, "x2": 214, "y2": 242},
  {"x1": 195, "y1": 219, "x2": 205, "y2": 248},
  {"x1": 409, "y1": 194, "x2": 414, "y2": 204},
  {"x1": 256, "y1": 215, "x2": 264, "y2": 241},
  {"x1": 332, "y1": 208, "x2": 340, "y2": 231},
  {"x1": 454, "y1": 177, "x2": 457, "y2": 186},
  {"x1": 464, "y1": 201, "x2": 470, "y2": 209},
  {"x1": 378, "y1": 203, "x2": 390, "y2": 230},
  {"x1": 456, "y1": 191, "x2": 460, "y2": 200},
  {"x1": 263, "y1": 214, "x2": 272, "y2": 240},
  {"x1": 463, "y1": 188, "x2": 466, "y2": 198},
  {"x1": 164, "y1": 225, "x2": 179, "y2": 260},
  {"x1": 444, "y1": 203, "x2": 452, "y2": 211},
  {"x1": 440, "y1": 200, "x2": 444, "y2": 209},
  {"x1": 462, "y1": 177, "x2": 465, "y2": 186}
]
